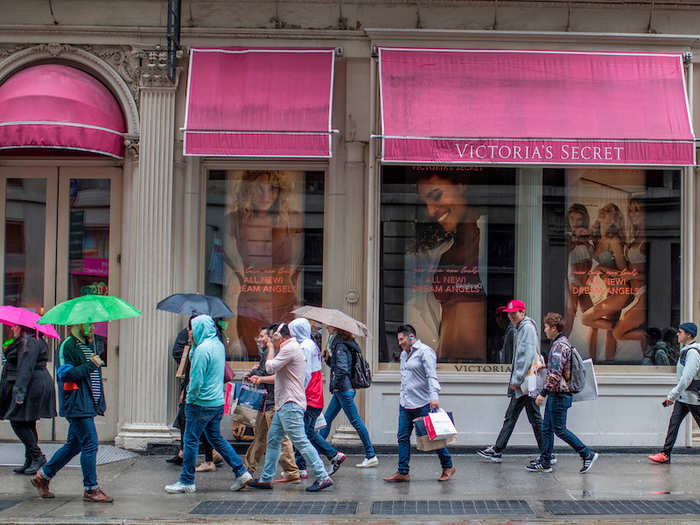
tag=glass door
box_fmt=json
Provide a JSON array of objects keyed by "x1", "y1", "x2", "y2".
[{"x1": 0, "y1": 165, "x2": 121, "y2": 441}]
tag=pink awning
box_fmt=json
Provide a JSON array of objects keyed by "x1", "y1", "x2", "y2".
[
  {"x1": 378, "y1": 48, "x2": 695, "y2": 166},
  {"x1": 0, "y1": 65, "x2": 125, "y2": 158},
  {"x1": 184, "y1": 47, "x2": 335, "y2": 158}
]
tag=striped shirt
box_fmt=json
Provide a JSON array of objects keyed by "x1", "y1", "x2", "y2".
[{"x1": 77, "y1": 340, "x2": 102, "y2": 406}]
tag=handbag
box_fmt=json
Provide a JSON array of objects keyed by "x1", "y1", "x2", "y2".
[
  {"x1": 314, "y1": 412, "x2": 328, "y2": 432},
  {"x1": 414, "y1": 413, "x2": 457, "y2": 451}
]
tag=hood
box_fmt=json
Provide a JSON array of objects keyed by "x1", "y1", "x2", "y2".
[
  {"x1": 191, "y1": 315, "x2": 218, "y2": 346},
  {"x1": 289, "y1": 318, "x2": 312, "y2": 343}
]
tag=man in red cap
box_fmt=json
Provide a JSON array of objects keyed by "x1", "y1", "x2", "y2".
[{"x1": 477, "y1": 300, "x2": 543, "y2": 463}]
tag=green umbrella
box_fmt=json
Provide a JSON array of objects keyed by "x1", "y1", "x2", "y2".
[{"x1": 37, "y1": 295, "x2": 141, "y2": 326}]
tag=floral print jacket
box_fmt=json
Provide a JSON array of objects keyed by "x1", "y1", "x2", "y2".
[{"x1": 542, "y1": 333, "x2": 573, "y2": 396}]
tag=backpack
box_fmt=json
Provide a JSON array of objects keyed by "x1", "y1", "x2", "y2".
[
  {"x1": 348, "y1": 345, "x2": 372, "y2": 389},
  {"x1": 566, "y1": 343, "x2": 587, "y2": 394}
]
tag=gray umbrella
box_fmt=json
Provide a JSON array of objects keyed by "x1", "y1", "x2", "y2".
[{"x1": 156, "y1": 293, "x2": 234, "y2": 318}]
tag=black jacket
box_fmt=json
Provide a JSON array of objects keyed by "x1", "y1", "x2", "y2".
[
  {"x1": 0, "y1": 334, "x2": 56, "y2": 421},
  {"x1": 326, "y1": 337, "x2": 358, "y2": 393}
]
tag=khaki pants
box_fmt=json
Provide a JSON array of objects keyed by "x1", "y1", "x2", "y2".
[{"x1": 244, "y1": 408, "x2": 298, "y2": 477}]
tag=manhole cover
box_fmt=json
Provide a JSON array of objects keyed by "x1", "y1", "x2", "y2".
[
  {"x1": 371, "y1": 500, "x2": 534, "y2": 515},
  {"x1": 543, "y1": 500, "x2": 700, "y2": 515},
  {"x1": 0, "y1": 500, "x2": 20, "y2": 512},
  {"x1": 192, "y1": 500, "x2": 358, "y2": 515}
]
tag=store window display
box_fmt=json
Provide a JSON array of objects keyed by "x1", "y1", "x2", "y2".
[{"x1": 205, "y1": 170, "x2": 324, "y2": 361}]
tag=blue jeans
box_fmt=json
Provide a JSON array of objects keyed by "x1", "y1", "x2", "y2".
[
  {"x1": 180, "y1": 404, "x2": 247, "y2": 485},
  {"x1": 540, "y1": 394, "x2": 590, "y2": 468},
  {"x1": 261, "y1": 402, "x2": 328, "y2": 482},
  {"x1": 320, "y1": 390, "x2": 375, "y2": 459},
  {"x1": 42, "y1": 416, "x2": 98, "y2": 490},
  {"x1": 398, "y1": 404, "x2": 452, "y2": 475},
  {"x1": 295, "y1": 405, "x2": 337, "y2": 470}
]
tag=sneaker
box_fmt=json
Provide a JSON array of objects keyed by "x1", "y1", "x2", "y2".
[
  {"x1": 648, "y1": 452, "x2": 670, "y2": 464},
  {"x1": 164, "y1": 481, "x2": 196, "y2": 494},
  {"x1": 580, "y1": 452, "x2": 599, "y2": 473},
  {"x1": 230, "y1": 471, "x2": 253, "y2": 491},
  {"x1": 529, "y1": 454, "x2": 557, "y2": 465},
  {"x1": 305, "y1": 477, "x2": 333, "y2": 492},
  {"x1": 525, "y1": 461, "x2": 552, "y2": 473},
  {"x1": 329, "y1": 452, "x2": 346, "y2": 475},
  {"x1": 298, "y1": 469, "x2": 308, "y2": 479},
  {"x1": 356, "y1": 456, "x2": 379, "y2": 468},
  {"x1": 476, "y1": 446, "x2": 502, "y2": 463}
]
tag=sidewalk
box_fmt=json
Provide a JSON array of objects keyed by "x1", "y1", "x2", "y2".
[{"x1": 0, "y1": 449, "x2": 698, "y2": 524}]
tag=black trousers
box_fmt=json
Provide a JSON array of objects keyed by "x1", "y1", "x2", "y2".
[
  {"x1": 494, "y1": 395, "x2": 543, "y2": 453},
  {"x1": 663, "y1": 401, "x2": 700, "y2": 456},
  {"x1": 10, "y1": 420, "x2": 41, "y2": 458}
]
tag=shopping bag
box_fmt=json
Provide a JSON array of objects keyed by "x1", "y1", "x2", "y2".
[
  {"x1": 223, "y1": 382, "x2": 237, "y2": 415},
  {"x1": 414, "y1": 416, "x2": 456, "y2": 451},
  {"x1": 572, "y1": 359, "x2": 598, "y2": 402},
  {"x1": 521, "y1": 352, "x2": 546, "y2": 395},
  {"x1": 314, "y1": 412, "x2": 328, "y2": 432},
  {"x1": 231, "y1": 381, "x2": 266, "y2": 427},
  {"x1": 424, "y1": 409, "x2": 457, "y2": 441}
]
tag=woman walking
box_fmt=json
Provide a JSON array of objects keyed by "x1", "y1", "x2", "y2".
[
  {"x1": 320, "y1": 328, "x2": 378, "y2": 468},
  {"x1": 0, "y1": 324, "x2": 56, "y2": 474}
]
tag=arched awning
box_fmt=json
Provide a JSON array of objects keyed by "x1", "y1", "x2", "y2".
[{"x1": 0, "y1": 64, "x2": 126, "y2": 158}]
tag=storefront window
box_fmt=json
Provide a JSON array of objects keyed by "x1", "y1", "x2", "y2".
[
  {"x1": 379, "y1": 166, "x2": 516, "y2": 364},
  {"x1": 542, "y1": 169, "x2": 681, "y2": 366},
  {"x1": 205, "y1": 169, "x2": 324, "y2": 362}
]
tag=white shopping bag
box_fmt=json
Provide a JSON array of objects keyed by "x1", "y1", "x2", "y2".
[
  {"x1": 314, "y1": 413, "x2": 328, "y2": 432},
  {"x1": 425, "y1": 409, "x2": 457, "y2": 441},
  {"x1": 572, "y1": 359, "x2": 598, "y2": 402}
]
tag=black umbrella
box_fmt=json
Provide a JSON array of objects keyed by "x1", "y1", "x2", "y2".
[{"x1": 156, "y1": 293, "x2": 234, "y2": 318}]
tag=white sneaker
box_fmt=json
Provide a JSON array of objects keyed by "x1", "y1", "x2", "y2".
[
  {"x1": 355, "y1": 456, "x2": 379, "y2": 468},
  {"x1": 230, "y1": 471, "x2": 253, "y2": 491},
  {"x1": 165, "y1": 481, "x2": 196, "y2": 494}
]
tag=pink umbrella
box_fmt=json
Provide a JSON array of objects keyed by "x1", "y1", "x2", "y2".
[{"x1": 0, "y1": 305, "x2": 60, "y2": 339}]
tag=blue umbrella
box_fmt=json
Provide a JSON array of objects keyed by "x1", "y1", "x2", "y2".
[{"x1": 156, "y1": 293, "x2": 234, "y2": 318}]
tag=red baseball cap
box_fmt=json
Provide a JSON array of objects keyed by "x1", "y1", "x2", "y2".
[{"x1": 502, "y1": 299, "x2": 526, "y2": 312}]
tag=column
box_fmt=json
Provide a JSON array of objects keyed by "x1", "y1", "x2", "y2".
[
  {"x1": 116, "y1": 53, "x2": 179, "y2": 450},
  {"x1": 515, "y1": 168, "x2": 543, "y2": 324}
]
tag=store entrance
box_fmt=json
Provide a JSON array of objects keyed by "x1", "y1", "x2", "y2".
[{"x1": 0, "y1": 165, "x2": 121, "y2": 441}]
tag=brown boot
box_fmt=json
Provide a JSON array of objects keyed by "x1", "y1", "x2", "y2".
[
  {"x1": 30, "y1": 473, "x2": 54, "y2": 499},
  {"x1": 83, "y1": 487, "x2": 114, "y2": 503},
  {"x1": 383, "y1": 472, "x2": 410, "y2": 482},
  {"x1": 438, "y1": 466, "x2": 456, "y2": 481}
]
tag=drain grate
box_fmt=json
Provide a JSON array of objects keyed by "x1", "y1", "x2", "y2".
[
  {"x1": 0, "y1": 500, "x2": 20, "y2": 512},
  {"x1": 544, "y1": 500, "x2": 700, "y2": 515},
  {"x1": 371, "y1": 500, "x2": 534, "y2": 515},
  {"x1": 191, "y1": 500, "x2": 358, "y2": 515}
]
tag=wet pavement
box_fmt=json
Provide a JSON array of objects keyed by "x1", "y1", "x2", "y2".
[{"x1": 0, "y1": 450, "x2": 698, "y2": 523}]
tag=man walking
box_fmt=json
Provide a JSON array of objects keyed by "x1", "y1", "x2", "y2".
[
  {"x1": 248, "y1": 323, "x2": 333, "y2": 492},
  {"x1": 164, "y1": 315, "x2": 252, "y2": 493},
  {"x1": 384, "y1": 324, "x2": 455, "y2": 482},
  {"x1": 31, "y1": 323, "x2": 112, "y2": 502},
  {"x1": 477, "y1": 299, "x2": 543, "y2": 463},
  {"x1": 649, "y1": 322, "x2": 700, "y2": 464},
  {"x1": 526, "y1": 312, "x2": 598, "y2": 473},
  {"x1": 244, "y1": 325, "x2": 300, "y2": 481},
  {"x1": 289, "y1": 318, "x2": 346, "y2": 477}
]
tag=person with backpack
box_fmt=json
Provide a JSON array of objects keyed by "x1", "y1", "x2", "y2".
[
  {"x1": 320, "y1": 327, "x2": 378, "y2": 469},
  {"x1": 642, "y1": 328, "x2": 671, "y2": 367},
  {"x1": 648, "y1": 322, "x2": 700, "y2": 464},
  {"x1": 477, "y1": 300, "x2": 543, "y2": 463},
  {"x1": 383, "y1": 324, "x2": 455, "y2": 482},
  {"x1": 526, "y1": 312, "x2": 599, "y2": 473}
]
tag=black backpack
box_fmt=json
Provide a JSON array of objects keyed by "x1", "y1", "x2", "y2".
[{"x1": 348, "y1": 344, "x2": 372, "y2": 389}]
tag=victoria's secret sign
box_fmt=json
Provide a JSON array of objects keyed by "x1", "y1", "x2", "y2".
[{"x1": 382, "y1": 138, "x2": 694, "y2": 166}]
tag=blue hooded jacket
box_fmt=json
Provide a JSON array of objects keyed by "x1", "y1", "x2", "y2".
[{"x1": 186, "y1": 315, "x2": 225, "y2": 407}]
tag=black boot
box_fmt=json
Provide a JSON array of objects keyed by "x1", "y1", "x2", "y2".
[
  {"x1": 13, "y1": 455, "x2": 30, "y2": 474},
  {"x1": 24, "y1": 453, "x2": 46, "y2": 476}
]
